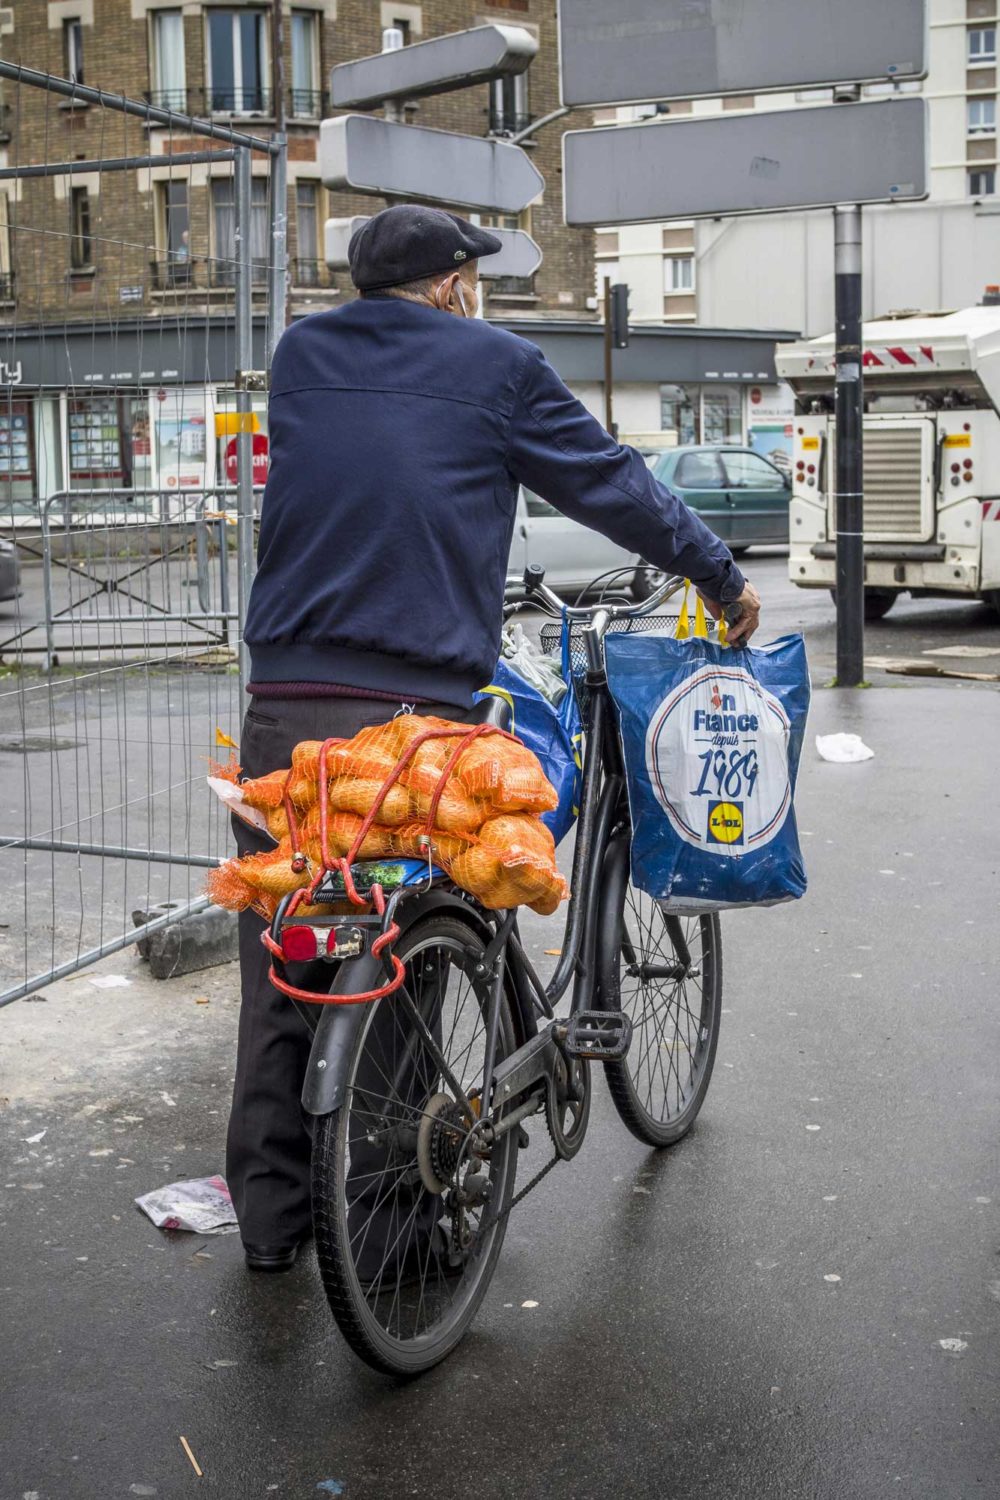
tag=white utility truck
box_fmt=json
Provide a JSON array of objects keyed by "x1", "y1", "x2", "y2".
[{"x1": 776, "y1": 302, "x2": 1000, "y2": 619}]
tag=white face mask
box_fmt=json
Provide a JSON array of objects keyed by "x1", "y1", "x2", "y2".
[{"x1": 454, "y1": 280, "x2": 474, "y2": 318}]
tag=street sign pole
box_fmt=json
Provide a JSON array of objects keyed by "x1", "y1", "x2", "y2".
[
  {"x1": 833, "y1": 204, "x2": 865, "y2": 686},
  {"x1": 602, "y1": 280, "x2": 615, "y2": 437}
]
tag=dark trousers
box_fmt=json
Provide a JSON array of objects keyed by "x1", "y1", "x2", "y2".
[{"x1": 226, "y1": 694, "x2": 474, "y2": 1248}]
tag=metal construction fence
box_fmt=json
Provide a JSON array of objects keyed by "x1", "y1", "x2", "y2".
[{"x1": 0, "y1": 63, "x2": 287, "y2": 1005}]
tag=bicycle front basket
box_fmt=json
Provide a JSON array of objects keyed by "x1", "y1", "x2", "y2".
[{"x1": 539, "y1": 613, "x2": 679, "y2": 731}]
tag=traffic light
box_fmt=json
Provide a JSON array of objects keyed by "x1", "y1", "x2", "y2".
[{"x1": 609, "y1": 282, "x2": 629, "y2": 348}]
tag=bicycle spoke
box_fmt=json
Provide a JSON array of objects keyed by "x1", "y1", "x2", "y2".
[{"x1": 609, "y1": 883, "x2": 721, "y2": 1137}]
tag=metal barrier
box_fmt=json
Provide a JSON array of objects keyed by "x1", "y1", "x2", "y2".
[{"x1": 0, "y1": 64, "x2": 287, "y2": 1006}]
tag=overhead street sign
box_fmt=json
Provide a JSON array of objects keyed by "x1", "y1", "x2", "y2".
[
  {"x1": 321, "y1": 115, "x2": 544, "y2": 215},
  {"x1": 331, "y1": 23, "x2": 537, "y2": 110},
  {"x1": 563, "y1": 100, "x2": 927, "y2": 226},
  {"x1": 557, "y1": 0, "x2": 927, "y2": 108},
  {"x1": 325, "y1": 217, "x2": 542, "y2": 279}
]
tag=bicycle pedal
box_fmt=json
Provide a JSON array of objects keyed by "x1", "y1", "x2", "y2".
[{"x1": 563, "y1": 1011, "x2": 633, "y2": 1061}]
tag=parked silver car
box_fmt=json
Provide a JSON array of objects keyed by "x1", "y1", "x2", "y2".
[
  {"x1": 507, "y1": 487, "x2": 641, "y2": 597},
  {"x1": 0, "y1": 537, "x2": 20, "y2": 603}
]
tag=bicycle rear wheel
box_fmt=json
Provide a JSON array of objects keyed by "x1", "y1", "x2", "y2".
[
  {"x1": 312, "y1": 913, "x2": 519, "y2": 1375},
  {"x1": 598, "y1": 836, "x2": 723, "y2": 1147}
]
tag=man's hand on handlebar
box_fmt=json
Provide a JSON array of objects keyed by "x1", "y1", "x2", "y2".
[{"x1": 699, "y1": 581, "x2": 761, "y2": 646}]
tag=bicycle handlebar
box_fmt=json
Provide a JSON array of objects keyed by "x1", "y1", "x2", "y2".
[{"x1": 521, "y1": 563, "x2": 686, "y2": 624}]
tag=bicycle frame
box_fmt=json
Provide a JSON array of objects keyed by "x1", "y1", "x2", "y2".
[{"x1": 297, "y1": 572, "x2": 685, "y2": 1125}]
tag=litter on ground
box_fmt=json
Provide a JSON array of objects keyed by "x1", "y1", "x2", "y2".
[
  {"x1": 135, "y1": 1174, "x2": 238, "y2": 1235},
  {"x1": 816, "y1": 733, "x2": 874, "y2": 764}
]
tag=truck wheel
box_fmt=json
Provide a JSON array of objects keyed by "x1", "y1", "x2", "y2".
[{"x1": 828, "y1": 588, "x2": 899, "y2": 622}]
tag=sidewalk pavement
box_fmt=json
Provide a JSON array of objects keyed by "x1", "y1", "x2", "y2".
[{"x1": 1, "y1": 680, "x2": 998, "y2": 1500}]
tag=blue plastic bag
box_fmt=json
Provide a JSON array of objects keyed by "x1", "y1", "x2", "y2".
[
  {"x1": 476, "y1": 657, "x2": 582, "y2": 846},
  {"x1": 604, "y1": 633, "x2": 810, "y2": 911}
]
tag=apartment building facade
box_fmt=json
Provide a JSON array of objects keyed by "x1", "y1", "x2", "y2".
[
  {"x1": 0, "y1": 1, "x2": 798, "y2": 510},
  {"x1": 0, "y1": 0, "x2": 595, "y2": 321},
  {"x1": 591, "y1": 0, "x2": 1000, "y2": 453},
  {"x1": 596, "y1": 0, "x2": 1000, "y2": 334},
  {"x1": 0, "y1": 0, "x2": 601, "y2": 509}
]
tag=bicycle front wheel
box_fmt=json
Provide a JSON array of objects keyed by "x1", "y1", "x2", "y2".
[
  {"x1": 312, "y1": 913, "x2": 519, "y2": 1376},
  {"x1": 598, "y1": 836, "x2": 723, "y2": 1147}
]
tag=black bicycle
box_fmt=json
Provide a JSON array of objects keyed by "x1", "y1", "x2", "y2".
[{"x1": 268, "y1": 567, "x2": 724, "y2": 1375}]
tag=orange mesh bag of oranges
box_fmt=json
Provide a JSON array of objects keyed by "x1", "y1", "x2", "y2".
[{"x1": 206, "y1": 715, "x2": 567, "y2": 918}]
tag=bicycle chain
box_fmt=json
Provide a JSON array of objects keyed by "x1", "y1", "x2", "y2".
[{"x1": 495, "y1": 1142, "x2": 561, "y2": 1226}]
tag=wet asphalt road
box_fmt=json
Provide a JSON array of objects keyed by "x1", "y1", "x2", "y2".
[{"x1": 3, "y1": 654, "x2": 999, "y2": 1498}]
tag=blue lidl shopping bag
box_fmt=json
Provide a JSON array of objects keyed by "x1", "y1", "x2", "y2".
[
  {"x1": 604, "y1": 630, "x2": 810, "y2": 911},
  {"x1": 476, "y1": 657, "x2": 582, "y2": 846}
]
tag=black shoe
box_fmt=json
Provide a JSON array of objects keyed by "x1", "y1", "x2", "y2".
[{"x1": 243, "y1": 1239, "x2": 305, "y2": 1273}]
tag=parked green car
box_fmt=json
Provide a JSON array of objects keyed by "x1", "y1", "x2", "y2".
[{"x1": 634, "y1": 444, "x2": 791, "y2": 598}]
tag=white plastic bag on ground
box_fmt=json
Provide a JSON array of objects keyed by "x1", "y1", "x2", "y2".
[
  {"x1": 815, "y1": 732, "x2": 874, "y2": 764},
  {"x1": 135, "y1": 1173, "x2": 239, "y2": 1234}
]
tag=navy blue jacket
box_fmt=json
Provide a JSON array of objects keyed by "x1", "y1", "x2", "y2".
[{"x1": 246, "y1": 297, "x2": 745, "y2": 706}]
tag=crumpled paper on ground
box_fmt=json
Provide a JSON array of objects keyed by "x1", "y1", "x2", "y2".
[
  {"x1": 815, "y1": 732, "x2": 874, "y2": 764},
  {"x1": 135, "y1": 1173, "x2": 239, "y2": 1234}
]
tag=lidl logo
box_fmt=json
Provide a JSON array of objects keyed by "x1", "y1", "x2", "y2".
[{"x1": 707, "y1": 800, "x2": 744, "y2": 845}]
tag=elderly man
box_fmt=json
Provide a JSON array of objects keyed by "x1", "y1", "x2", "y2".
[{"x1": 229, "y1": 204, "x2": 760, "y2": 1272}]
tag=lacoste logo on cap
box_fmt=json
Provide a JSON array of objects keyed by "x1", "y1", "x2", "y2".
[{"x1": 454, "y1": 249, "x2": 467, "y2": 261}]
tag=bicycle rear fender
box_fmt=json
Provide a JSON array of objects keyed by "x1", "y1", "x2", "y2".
[{"x1": 301, "y1": 888, "x2": 502, "y2": 1118}]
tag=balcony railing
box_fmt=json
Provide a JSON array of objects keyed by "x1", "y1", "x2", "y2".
[
  {"x1": 488, "y1": 108, "x2": 532, "y2": 136},
  {"x1": 149, "y1": 257, "x2": 269, "y2": 290},
  {"x1": 291, "y1": 259, "x2": 330, "y2": 288},
  {"x1": 143, "y1": 86, "x2": 274, "y2": 118},
  {"x1": 144, "y1": 85, "x2": 329, "y2": 122},
  {"x1": 487, "y1": 275, "x2": 536, "y2": 296},
  {"x1": 206, "y1": 257, "x2": 270, "y2": 288},
  {"x1": 288, "y1": 87, "x2": 325, "y2": 119}
]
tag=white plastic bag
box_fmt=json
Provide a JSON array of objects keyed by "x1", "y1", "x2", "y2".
[
  {"x1": 815, "y1": 732, "x2": 874, "y2": 764},
  {"x1": 502, "y1": 623, "x2": 567, "y2": 706}
]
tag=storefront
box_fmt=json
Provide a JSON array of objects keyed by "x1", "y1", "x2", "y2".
[
  {"x1": 497, "y1": 319, "x2": 798, "y2": 449},
  {"x1": 0, "y1": 315, "x2": 272, "y2": 521},
  {"x1": 1, "y1": 314, "x2": 795, "y2": 521}
]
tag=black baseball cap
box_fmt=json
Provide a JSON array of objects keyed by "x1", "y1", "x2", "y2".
[{"x1": 348, "y1": 205, "x2": 503, "y2": 292}]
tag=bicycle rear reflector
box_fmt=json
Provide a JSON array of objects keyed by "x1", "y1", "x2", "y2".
[{"x1": 280, "y1": 924, "x2": 365, "y2": 962}]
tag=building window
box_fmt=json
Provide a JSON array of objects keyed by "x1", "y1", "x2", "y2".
[
  {"x1": 490, "y1": 71, "x2": 529, "y2": 134},
  {"x1": 474, "y1": 209, "x2": 534, "y2": 295},
  {"x1": 703, "y1": 385, "x2": 741, "y2": 444},
  {"x1": 211, "y1": 176, "x2": 269, "y2": 284},
  {"x1": 150, "y1": 9, "x2": 186, "y2": 110},
  {"x1": 665, "y1": 255, "x2": 694, "y2": 292},
  {"x1": 969, "y1": 27, "x2": 997, "y2": 64},
  {"x1": 659, "y1": 384, "x2": 742, "y2": 445},
  {"x1": 968, "y1": 98, "x2": 996, "y2": 136},
  {"x1": 207, "y1": 9, "x2": 269, "y2": 114},
  {"x1": 157, "y1": 181, "x2": 191, "y2": 285},
  {"x1": 389, "y1": 17, "x2": 411, "y2": 43},
  {"x1": 290, "y1": 11, "x2": 320, "y2": 116},
  {"x1": 68, "y1": 396, "x2": 125, "y2": 486},
  {"x1": 969, "y1": 168, "x2": 996, "y2": 196},
  {"x1": 69, "y1": 186, "x2": 92, "y2": 270},
  {"x1": 0, "y1": 191, "x2": 12, "y2": 301},
  {"x1": 64, "y1": 18, "x2": 85, "y2": 84},
  {"x1": 295, "y1": 181, "x2": 319, "y2": 283},
  {"x1": 0, "y1": 400, "x2": 36, "y2": 502},
  {"x1": 661, "y1": 383, "x2": 699, "y2": 445}
]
